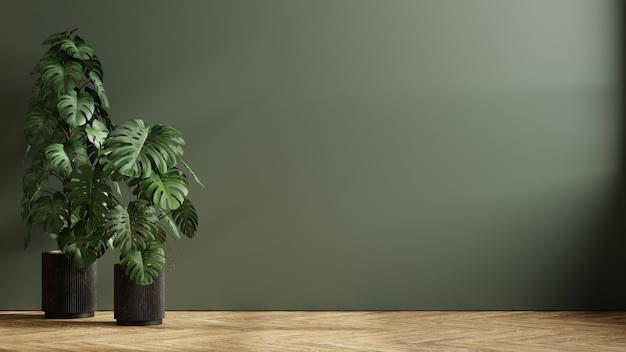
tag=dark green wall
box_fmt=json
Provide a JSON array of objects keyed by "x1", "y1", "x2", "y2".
[{"x1": 1, "y1": 0, "x2": 623, "y2": 310}]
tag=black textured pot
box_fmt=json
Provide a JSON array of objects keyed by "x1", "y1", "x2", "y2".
[
  {"x1": 41, "y1": 251, "x2": 97, "y2": 319},
  {"x1": 114, "y1": 264, "x2": 165, "y2": 326}
]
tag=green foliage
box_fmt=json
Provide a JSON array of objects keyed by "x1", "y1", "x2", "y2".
[
  {"x1": 101, "y1": 119, "x2": 185, "y2": 178},
  {"x1": 66, "y1": 165, "x2": 113, "y2": 233},
  {"x1": 84, "y1": 56, "x2": 104, "y2": 81},
  {"x1": 88, "y1": 71, "x2": 109, "y2": 109},
  {"x1": 106, "y1": 201, "x2": 158, "y2": 252},
  {"x1": 172, "y1": 199, "x2": 198, "y2": 239},
  {"x1": 24, "y1": 106, "x2": 57, "y2": 147},
  {"x1": 22, "y1": 155, "x2": 48, "y2": 203},
  {"x1": 30, "y1": 192, "x2": 67, "y2": 235},
  {"x1": 58, "y1": 221, "x2": 99, "y2": 268},
  {"x1": 155, "y1": 225, "x2": 168, "y2": 244},
  {"x1": 60, "y1": 36, "x2": 94, "y2": 60},
  {"x1": 23, "y1": 29, "x2": 115, "y2": 267},
  {"x1": 38, "y1": 56, "x2": 82, "y2": 94},
  {"x1": 57, "y1": 90, "x2": 95, "y2": 127},
  {"x1": 41, "y1": 29, "x2": 75, "y2": 45},
  {"x1": 44, "y1": 140, "x2": 89, "y2": 178},
  {"x1": 85, "y1": 119, "x2": 108, "y2": 149},
  {"x1": 140, "y1": 170, "x2": 189, "y2": 210},
  {"x1": 120, "y1": 243, "x2": 165, "y2": 285},
  {"x1": 160, "y1": 210, "x2": 180, "y2": 240},
  {"x1": 22, "y1": 29, "x2": 202, "y2": 282}
]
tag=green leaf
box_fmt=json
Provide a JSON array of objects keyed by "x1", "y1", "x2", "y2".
[
  {"x1": 113, "y1": 181, "x2": 122, "y2": 196},
  {"x1": 120, "y1": 242, "x2": 165, "y2": 285},
  {"x1": 41, "y1": 28, "x2": 75, "y2": 45},
  {"x1": 70, "y1": 125, "x2": 89, "y2": 145},
  {"x1": 20, "y1": 194, "x2": 32, "y2": 220},
  {"x1": 160, "y1": 210, "x2": 180, "y2": 240},
  {"x1": 88, "y1": 71, "x2": 109, "y2": 109},
  {"x1": 57, "y1": 90, "x2": 95, "y2": 127},
  {"x1": 44, "y1": 143, "x2": 70, "y2": 175},
  {"x1": 22, "y1": 158, "x2": 48, "y2": 200},
  {"x1": 58, "y1": 222, "x2": 98, "y2": 268},
  {"x1": 101, "y1": 119, "x2": 185, "y2": 178},
  {"x1": 85, "y1": 119, "x2": 109, "y2": 149},
  {"x1": 90, "y1": 227, "x2": 110, "y2": 258},
  {"x1": 66, "y1": 165, "x2": 113, "y2": 233},
  {"x1": 24, "y1": 106, "x2": 57, "y2": 147},
  {"x1": 178, "y1": 158, "x2": 205, "y2": 188},
  {"x1": 38, "y1": 56, "x2": 82, "y2": 93},
  {"x1": 60, "y1": 36, "x2": 94, "y2": 60},
  {"x1": 155, "y1": 225, "x2": 168, "y2": 244},
  {"x1": 98, "y1": 106, "x2": 115, "y2": 130},
  {"x1": 84, "y1": 55, "x2": 104, "y2": 80},
  {"x1": 31, "y1": 192, "x2": 67, "y2": 235},
  {"x1": 172, "y1": 198, "x2": 198, "y2": 238},
  {"x1": 140, "y1": 170, "x2": 189, "y2": 210},
  {"x1": 29, "y1": 79, "x2": 55, "y2": 109},
  {"x1": 105, "y1": 200, "x2": 158, "y2": 251},
  {"x1": 44, "y1": 140, "x2": 89, "y2": 178}
]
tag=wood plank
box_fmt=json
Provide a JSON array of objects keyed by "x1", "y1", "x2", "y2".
[{"x1": 1, "y1": 311, "x2": 625, "y2": 351}]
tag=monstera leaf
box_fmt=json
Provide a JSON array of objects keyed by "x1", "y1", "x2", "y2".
[
  {"x1": 38, "y1": 55, "x2": 82, "y2": 94},
  {"x1": 154, "y1": 224, "x2": 168, "y2": 243},
  {"x1": 22, "y1": 155, "x2": 48, "y2": 248},
  {"x1": 22, "y1": 158, "x2": 48, "y2": 201},
  {"x1": 101, "y1": 119, "x2": 184, "y2": 178},
  {"x1": 29, "y1": 79, "x2": 55, "y2": 110},
  {"x1": 88, "y1": 71, "x2": 109, "y2": 109},
  {"x1": 140, "y1": 170, "x2": 189, "y2": 210},
  {"x1": 84, "y1": 55, "x2": 104, "y2": 80},
  {"x1": 57, "y1": 90, "x2": 95, "y2": 127},
  {"x1": 66, "y1": 165, "x2": 113, "y2": 233},
  {"x1": 41, "y1": 28, "x2": 76, "y2": 45},
  {"x1": 120, "y1": 242, "x2": 165, "y2": 285},
  {"x1": 30, "y1": 192, "x2": 67, "y2": 235},
  {"x1": 24, "y1": 106, "x2": 57, "y2": 148},
  {"x1": 57, "y1": 222, "x2": 99, "y2": 268},
  {"x1": 44, "y1": 140, "x2": 89, "y2": 178},
  {"x1": 171, "y1": 198, "x2": 198, "y2": 238},
  {"x1": 60, "y1": 36, "x2": 94, "y2": 60},
  {"x1": 85, "y1": 119, "x2": 109, "y2": 149},
  {"x1": 105, "y1": 200, "x2": 158, "y2": 251}
]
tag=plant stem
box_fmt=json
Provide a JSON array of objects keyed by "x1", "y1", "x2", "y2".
[
  {"x1": 78, "y1": 78, "x2": 90, "y2": 90},
  {"x1": 66, "y1": 200, "x2": 73, "y2": 231},
  {"x1": 61, "y1": 126, "x2": 71, "y2": 141}
]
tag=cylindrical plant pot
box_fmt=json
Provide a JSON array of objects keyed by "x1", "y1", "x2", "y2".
[
  {"x1": 41, "y1": 251, "x2": 97, "y2": 319},
  {"x1": 114, "y1": 264, "x2": 165, "y2": 326}
]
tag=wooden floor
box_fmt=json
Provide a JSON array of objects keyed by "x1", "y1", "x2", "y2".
[{"x1": 1, "y1": 311, "x2": 626, "y2": 351}]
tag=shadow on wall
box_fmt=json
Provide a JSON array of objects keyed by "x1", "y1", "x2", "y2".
[
  {"x1": 583, "y1": 180, "x2": 626, "y2": 309},
  {"x1": 582, "y1": 4, "x2": 626, "y2": 309}
]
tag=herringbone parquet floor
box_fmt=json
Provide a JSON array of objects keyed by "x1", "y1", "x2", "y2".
[{"x1": 1, "y1": 311, "x2": 625, "y2": 351}]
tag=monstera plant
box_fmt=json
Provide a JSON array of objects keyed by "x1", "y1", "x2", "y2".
[{"x1": 22, "y1": 29, "x2": 200, "y2": 288}]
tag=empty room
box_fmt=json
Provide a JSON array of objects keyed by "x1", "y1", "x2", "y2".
[{"x1": 0, "y1": 0, "x2": 624, "y2": 351}]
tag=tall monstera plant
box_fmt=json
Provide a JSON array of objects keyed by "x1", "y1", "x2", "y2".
[
  {"x1": 22, "y1": 29, "x2": 200, "y2": 285},
  {"x1": 22, "y1": 29, "x2": 113, "y2": 268}
]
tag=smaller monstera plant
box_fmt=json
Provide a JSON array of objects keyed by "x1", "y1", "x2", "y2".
[{"x1": 22, "y1": 29, "x2": 201, "y2": 285}]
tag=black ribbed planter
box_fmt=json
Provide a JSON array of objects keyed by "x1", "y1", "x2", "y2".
[
  {"x1": 114, "y1": 264, "x2": 165, "y2": 326},
  {"x1": 41, "y1": 251, "x2": 97, "y2": 319}
]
